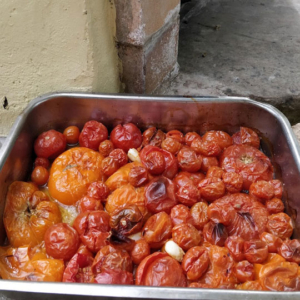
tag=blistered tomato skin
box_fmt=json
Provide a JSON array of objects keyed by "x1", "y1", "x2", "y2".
[
  {"x1": 201, "y1": 156, "x2": 219, "y2": 172},
  {"x1": 109, "y1": 149, "x2": 128, "y2": 167},
  {"x1": 190, "y1": 202, "x2": 209, "y2": 229},
  {"x1": 222, "y1": 172, "x2": 243, "y2": 193},
  {"x1": 94, "y1": 269, "x2": 134, "y2": 285},
  {"x1": 191, "y1": 139, "x2": 222, "y2": 157},
  {"x1": 232, "y1": 127, "x2": 260, "y2": 149},
  {"x1": 235, "y1": 260, "x2": 255, "y2": 283},
  {"x1": 259, "y1": 232, "x2": 282, "y2": 253},
  {"x1": 203, "y1": 221, "x2": 228, "y2": 246},
  {"x1": 198, "y1": 177, "x2": 225, "y2": 202},
  {"x1": 225, "y1": 236, "x2": 245, "y2": 262},
  {"x1": 99, "y1": 140, "x2": 114, "y2": 157},
  {"x1": 161, "y1": 137, "x2": 182, "y2": 155},
  {"x1": 184, "y1": 132, "x2": 201, "y2": 146},
  {"x1": 77, "y1": 196, "x2": 104, "y2": 213},
  {"x1": 249, "y1": 181, "x2": 274, "y2": 202},
  {"x1": 177, "y1": 147, "x2": 202, "y2": 172},
  {"x1": 79, "y1": 120, "x2": 108, "y2": 150},
  {"x1": 87, "y1": 181, "x2": 109, "y2": 202},
  {"x1": 172, "y1": 223, "x2": 201, "y2": 251},
  {"x1": 206, "y1": 166, "x2": 223, "y2": 179},
  {"x1": 166, "y1": 130, "x2": 184, "y2": 143},
  {"x1": 278, "y1": 239, "x2": 300, "y2": 264},
  {"x1": 170, "y1": 204, "x2": 194, "y2": 226},
  {"x1": 101, "y1": 156, "x2": 119, "y2": 176},
  {"x1": 136, "y1": 252, "x2": 187, "y2": 287},
  {"x1": 34, "y1": 129, "x2": 67, "y2": 159},
  {"x1": 110, "y1": 123, "x2": 142, "y2": 152},
  {"x1": 265, "y1": 198, "x2": 284, "y2": 214},
  {"x1": 202, "y1": 130, "x2": 233, "y2": 150},
  {"x1": 131, "y1": 239, "x2": 151, "y2": 265},
  {"x1": 128, "y1": 166, "x2": 148, "y2": 187},
  {"x1": 266, "y1": 213, "x2": 293, "y2": 239},
  {"x1": 207, "y1": 202, "x2": 236, "y2": 226},
  {"x1": 244, "y1": 240, "x2": 268, "y2": 264},
  {"x1": 270, "y1": 179, "x2": 283, "y2": 199},
  {"x1": 45, "y1": 223, "x2": 80, "y2": 261}
]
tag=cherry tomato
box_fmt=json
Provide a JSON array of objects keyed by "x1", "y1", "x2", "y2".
[
  {"x1": 244, "y1": 240, "x2": 268, "y2": 264},
  {"x1": 202, "y1": 130, "x2": 233, "y2": 150},
  {"x1": 198, "y1": 177, "x2": 225, "y2": 202},
  {"x1": 34, "y1": 129, "x2": 67, "y2": 159},
  {"x1": 259, "y1": 232, "x2": 283, "y2": 253},
  {"x1": 190, "y1": 202, "x2": 209, "y2": 229},
  {"x1": 92, "y1": 245, "x2": 132, "y2": 274},
  {"x1": 142, "y1": 212, "x2": 172, "y2": 249},
  {"x1": 34, "y1": 157, "x2": 50, "y2": 169},
  {"x1": 206, "y1": 166, "x2": 223, "y2": 179},
  {"x1": 203, "y1": 222, "x2": 228, "y2": 246},
  {"x1": 142, "y1": 127, "x2": 157, "y2": 146},
  {"x1": 191, "y1": 139, "x2": 222, "y2": 157},
  {"x1": 184, "y1": 132, "x2": 201, "y2": 146},
  {"x1": 110, "y1": 123, "x2": 142, "y2": 152},
  {"x1": 220, "y1": 145, "x2": 273, "y2": 190},
  {"x1": 207, "y1": 202, "x2": 236, "y2": 226},
  {"x1": 4, "y1": 182, "x2": 62, "y2": 247},
  {"x1": 141, "y1": 150, "x2": 165, "y2": 175},
  {"x1": 94, "y1": 269, "x2": 134, "y2": 285},
  {"x1": 131, "y1": 239, "x2": 151, "y2": 265},
  {"x1": 166, "y1": 130, "x2": 184, "y2": 143},
  {"x1": 177, "y1": 147, "x2": 202, "y2": 172},
  {"x1": 48, "y1": 147, "x2": 104, "y2": 205},
  {"x1": 180, "y1": 171, "x2": 205, "y2": 186},
  {"x1": 62, "y1": 253, "x2": 94, "y2": 283},
  {"x1": 128, "y1": 166, "x2": 148, "y2": 187},
  {"x1": 45, "y1": 223, "x2": 80, "y2": 260},
  {"x1": 145, "y1": 176, "x2": 177, "y2": 214},
  {"x1": 77, "y1": 196, "x2": 104, "y2": 213},
  {"x1": 136, "y1": 252, "x2": 187, "y2": 287},
  {"x1": 31, "y1": 166, "x2": 49, "y2": 186},
  {"x1": 63, "y1": 125, "x2": 80, "y2": 144},
  {"x1": 149, "y1": 129, "x2": 166, "y2": 148},
  {"x1": 99, "y1": 140, "x2": 114, "y2": 157},
  {"x1": 201, "y1": 156, "x2": 219, "y2": 172},
  {"x1": 161, "y1": 137, "x2": 182, "y2": 155},
  {"x1": 101, "y1": 156, "x2": 119, "y2": 176},
  {"x1": 222, "y1": 172, "x2": 243, "y2": 193},
  {"x1": 79, "y1": 120, "x2": 108, "y2": 150},
  {"x1": 278, "y1": 239, "x2": 300, "y2": 264},
  {"x1": 170, "y1": 204, "x2": 194, "y2": 226},
  {"x1": 182, "y1": 246, "x2": 209, "y2": 280},
  {"x1": 109, "y1": 149, "x2": 128, "y2": 167},
  {"x1": 87, "y1": 181, "x2": 109, "y2": 202},
  {"x1": 270, "y1": 179, "x2": 283, "y2": 199},
  {"x1": 225, "y1": 236, "x2": 245, "y2": 261},
  {"x1": 235, "y1": 260, "x2": 254, "y2": 283},
  {"x1": 265, "y1": 198, "x2": 284, "y2": 214},
  {"x1": 176, "y1": 185, "x2": 200, "y2": 207},
  {"x1": 172, "y1": 223, "x2": 201, "y2": 251},
  {"x1": 232, "y1": 127, "x2": 260, "y2": 149},
  {"x1": 73, "y1": 211, "x2": 111, "y2": 253},
  {"x1": 266, "y1": 213, "x2": 293, "y2": 239},
  {"x1": 249, "y1": 180, "x2": 274, "y2": 202}
]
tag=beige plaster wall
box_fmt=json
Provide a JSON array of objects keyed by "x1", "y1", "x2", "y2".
[{"x1": 0, "y1": 0, "x2": 120, "y2": 136}]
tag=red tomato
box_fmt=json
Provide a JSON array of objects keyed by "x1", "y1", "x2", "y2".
[
  {"x1": 232, "y1": 127, "x2": 260, "y2": 149},
  {"x1": 190, "y1": 202, "x2": 209, "y2": 229},
  {"x1": 77, "y1": 196, "x2": 104, "y2": 213},
  {"x1": 63, "y1": 126, "x2": 80, "y2": 144},
  {"x1": 170, "y1": 204, "x2": 194, "y2": 226},
  {"x1": 73, "y1": 211, "x2": 111, "y2": 253},
  {"x1": 206, "y1": 166, "x2": 223, "y2": 179},
  {"x1": 191, "y1": 139, "x2": 222, "y2": 157},
  {"x1": 202, "y1": 130, "x2": 233, "y2": 150},
  {"x1": 198, "y1": 177, "x2": 225, "y2": 202},
  {"x1": 45, "y1": 223, "x2": 80, "y2": 261},
  {"x1": 136, "y1": 252, "x2": 187, "y2": 287},
  {"x1": 201, "y1": 156, "x2": 219, "y2": 172},
  {"x1": 161, "y1": 137, "x2": 182, "y2": 155},
  {"x1": 144, "y1": 176, "x2": 177, "y2": 214},
  {"x1": 99, "y1": 140, "x2": 114, "y2": 157},
  {"x1": 265, "y1": 198, "x2": 284, "y2": 214},
  {"x1": 128, "y1": 166, "x2": 148, "y2": 187},
  {"x1": 203, "y1": 221, "x2": 228, "y2": 246},
  {"x1": 270, "y1": 179, "x2": 283, "y2": 199},
  {"x1": 166, "y1": 130, "x2": 184, "y2": 143},
  {"x1": 244, "y1": 240, "x2": 268, "y2": 264},
  {"x1": 207, "y1": 202, "x2": 236, "y2": 226},
  {"x1": 249, "y1": 180, "x2": 274, "y2": 202},
  {"x1": 109, "y1": 149, "x2": 128, "y2": 167},
  {"x1": 222, "y1": 172, "x2": 243, "y2": 193},
  {"x1": 177, "y1": 147, "x2": 202, "y2": 172},
  {"x1": 31, "y1": 166, "x2": 49, "y2": 186},
  {"x1": 225, "y1": 236, "x2": 245, "y2": 261},
  {"x1": 259, "y1": 232, "x2": 283, "y2": 253},
  {"x1": 266, "y1": 213, "x2": 293, "y2": 239},
  {"x1": 79, "y1": 120, "x2": 108, "y2": 150},
  {"x1": 86, "y1": 181, "x2": 109, "y2": 202},
  {"x1": 184, "y1": 132, "x2": 201, "y2": 146},
  {"x1": 62, "y1": 253, "x2": 94, "y2": 283},
  {"x1": 34, "y1": 157, "x2": 50, "y2": 169},
  {"x1": 110, "y1": 123, "x2": 142, "y2": 152},
  {"x1": 220, "y1": 145, "x2": 273, "y2": 190},
  {"x1": 235, "y1": 260, "x2": 255, "y2": 283},
  {"x1": 278, "y1": 239, "x2": 300, "y2": 264},
  {"x1": 172, "y1": 223, "x2": 201, "y2": 251},
  {"x1": 94, "y1": 269, "x2": 134, "y2": 285},
  {"x1": 131, "y1": 239, "x2": 150, "y2": 265},
  {"x1": 34, "y1": 129, "x2": 67, "y2": 159}
]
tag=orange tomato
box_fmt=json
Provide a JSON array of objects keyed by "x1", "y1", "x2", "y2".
[{"x1": 48, "y1": 147, "x2": 104, "y2": 205}]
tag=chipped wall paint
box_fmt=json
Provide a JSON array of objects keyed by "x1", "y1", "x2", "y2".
[{"x1": 0, "y1": 0, "x2": 120, "y2": 136}]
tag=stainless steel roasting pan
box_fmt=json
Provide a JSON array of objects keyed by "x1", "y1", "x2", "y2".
[{"x1": 0, "y1": 92, "x2": 300, "y2": 300}]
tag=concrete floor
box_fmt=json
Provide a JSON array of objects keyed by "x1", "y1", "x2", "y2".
[{"x1": 157, "y1": 0, "x2": 300, "y2": 105}]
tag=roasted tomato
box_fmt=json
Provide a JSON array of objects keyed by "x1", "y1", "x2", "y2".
[
  {"x1": 182, "y1": 246, "x2": 209, "y2": 281},
  {"x1": 184, "y1": 132, "x2": 201, "y2": 146},
  {"x1": 92, "y1": 245, "x2": 132, "y2": 274},
  {"x1": 201, "y1": 156, "x2": 219, "y2": 172},
  {"x1": 131, "y1": 239, "x2": 151, "y2": 265},
  {"x1": 220, "y1": 145, "x2": 273, "y2": 190},
  {"x1": 222, "y1": 172, "x2": 243, "y2": 193},
  {"x1": 140, "y1": 145, "x2": 178, "y2": 179},
  {"x1": 265, "y1": 198, "x2": 284, "y2": 214},
  {"x1": 79, "y1": 120, "x2": 108, "y2": 150},
  {"x1": 128, "y1": 165, "x2": 148, "y2": 187},
  {"x1": 202, "y1": 130, "x2": 233, "y2": 150},
  {"x1": 278, "y1": 239, "x2": 300, "y2": 264},
  {"x1": 142, "y1": 127, "x2": 157, "y2": 146},
  {"x1": 266, "y1": 213, "x2": 293, "y2": 239},
  {"x1": 99, "y1": 140, "x2": 114, "y2": 157},
  {"x1": 161, "y1": 137, "x2": 182, "y2": 155},
  {"x1": 31, "y1": 166, "x2": 49, "y2": 186},
  {"x1": 63, "y1": 125, "x2": 80, "y2": 145},
  {"x1": 94, "y1": 269, "x2": 134, "y2": 285},
  {"x1": 203, "y1": 222, "x2": 228, "y2": 246},
  {"x1": 198, "y1": 177, "x2": 225, "y2": 202},
  {"x1": 172, "y1": 223, "x2": 201, "y2": 251},
  {"x1": 170, "y1": 204, "x2": 194, "y2": 226},
  {"x1": 206, "y1": 166, "x2": 223, "y2": 179},
  {"x1": 244, "y1": 240, "x2": 268, "y2": 264},
  {"x1": 190, "y1": 202, "x2": 209, "y2": 229},
  {"x1": 249, "y1": 180, "x2": 274, "y2": 203},
  {"x1": 225, "y1": 236, "x2": 245, "y2": 262},
  {"x1": 48, "y1": 147, "x2": 104, "y2": 205},
  {"x1": 109, "y1": 149, "x2": 128, "y2": 167},
  {"x1": 44, "y1": 223, "x2": 80, "y2": 260},
  {"x1": 191, "y1": 139, "x2": 222, "y2": 157},
  {"x1": 4, "y1": 182, "x2": 61, "y2": 247},
  {"x1": 149, "y1": 129, "x2": 166, "y2": 148},
  {"x1": 63, "y1": 253, "x2": 94, "y2": 283},
  {"x1": 234, "y1": 260, "x2": 255, "y2": 283},
  {"x1": 110, "y1": 123, "x2": 142, "y2": 152},
  {"x1": 142, "y1": 212, "x2": 172, "y2": 249},
  {"x1": 101, "y1": 156, "x2": 119, "y2": 176},
  {"x1": 236, "y1": 281, "x2": 264, "y2": 290},
  {"x1": 34, "y1": 157, "x2": 50, "y2": 169},
  {"x1": 166, "y1": 130, "x2": 184, "y2": 143},
  {"x1": 144, "y1": 176, "x2": 177, "y2": 214},
  {"x1": 259, "y1": 232, "x2": 282, "y2": 253},
  {"x1": 270, "y1": 179, "x2": 283, "y2": 199},
  {"x1": 177, "y1": 147, "x2": 202, "y2": 172},
  {"x1": 73, "y1": 211, "x2": 111, "y2": 253},
  {"x1": 136, "y1": 252, "x2": 187, "y2": 287},
  {"x1": 207, "y1": 202, "x2": 236, "y2": 226},
  {"x1": 232, "y1": 127, "x2": 260, "y2": 149},
  {"x1": 86, "y1": 181, "x2": 109, "y2": 202},
  {"x1": 34, "y1": 129, "x2": 67, "y2": 159},
  {"x1": 77, "y1": 195, "x2": 104, "y2": 213}
]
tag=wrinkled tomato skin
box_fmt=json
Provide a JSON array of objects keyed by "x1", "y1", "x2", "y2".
[
  {"x1": 177, "y1": 148, "x2": 202, "y2": 172},
  {"x1": 220, "y1": 145, "x2": 273, "y2": 190},
  {"x1": 244, "y1": 240, "x2": 268, "y2": 264},
  {"x1": 172, "y1": 223, "x2": 201, "y2": 251},
  {"x1": 176, "y1": 185, "x2": 200, "y2": 207},
  {"x1": 266, "y1": 213, "x2": 293, "y2": 239},
  {"x1": 94, "y1": 269, "x2": 134, "y2": 285},
  {"x1": 87, "y1": 181, "x2": 109, "y2": 202},
  {"x1": 203, "y1": 222, "x2": 228, "y2": 246},
  {"x1": 225, "y1": 236, "x2": 245, "y2": 262},
  {"x1": 140, "y1": 145, "x2": 178, "y2": 179},
  {"x1": 236, "y1": 281, "x2": 264, "y2": 290},
  {"x1": 77, "y1": 196, "x2": 104, "y2": 213},
  {"x1": 149, "y1": 129, "x2": 166, "y2": 148},
  {"x1": 170, "y1": 204, "x2": 194, "y2": 226},
  {"x1": 270, "y1": 179, "x2": 283, "y2": 199},
  {"x1": 73, "y1": 211, "x2": 111, "y2": 253},
  {"x1": 79, "y1": 120, "x2": 108, "y2": 151},
  {"x1": 222, "y1": 172, "x2": 243, "y2": 193},
  {"x1": 232, "y1": 127, "x2": 260, "y2": 149},
  {"x1": 109, "y1": 149, "x2": 128, "y2": 167},
  {"x1": 166, "y1": 130, "x2": 184, "y2": 143},
  {"x1": 44, "y1": 223, "x2": 80, "y2": 261},
  {"x1": 142, "y1": 212, "x2": 172, "y2": 249},
  {"x1": 101, "y1": 156, "x2": 119, "y2": 177},
  {"x1": 185, "y1": 132, "x2": 201, "y2": 146},
  {"x1": 190, "y1": 202, "x2": 209, "y2": 229},
  {"x1": 99, "y1": 140, "x2": 114, "y2": 157},
  {"x1": 34, "y1": 157, "x2": 50, "y2": 169},
  {"x1": 63, "y1": 253, "x2": 94, "y2": 283},
  {"x1": 207, "y1": 202, "x2": 236, "y2": 226},
  {"x1": 92, "y1": 245, "x2": 132, "y2": 274},
  {"x1": 144, "y1": 176, "x2": 177, "y2": 214},
  {"x1": 259, "y1": 232, "x2": 282, "y2": 253},
  {"x1": 198, "y1": 177, "x2": 225, "y2": 202},
  {"x1": 182, "y1": 246, "x2": 209, "y2": 281},
  {"x1": 235, "y1": 260, "x2": 255, "y2": 283},
  {"x1": 161, "y1": 137, "x2": 182, "y2": 155},
  {"x1": 34, "y1": 129, "x2": 67, "y2": 159},
  {"x1": 131, "y1": 239, "x2": 151, "y2": 265},
  {"x1": 278, "y1": 239, "x2": 300, "y2": 264},
  {"x1": 191, "y1": 139, "x2": 222, "y2": 157},
  {"x1": 202, "y1": 131, "x2": 233, "y2": 150},
  {"x1": 201, "y1": 156, "x2": 219, "y2": 172},
  {"x1": 141, "y1": 150, "x2": 165, "y2": 175},
  {"x1": 265, "y1": 198, "x2": 284, "y2": 214},
  {"x1": 206, "y1": 166, "x2": 223, "y2": 179},
  {"x1": 142, "y1": 127, "x2": 157, "y2": 146},
  {"x1": 110, "y1": 123, "x2": 142, "y2": 152},
  {"x1": 136, "y1": 252, "x2": 187, "y2": 287},
  {"x1": 249, "y1": 181, "x2": 274, "y2": 203},
  {"x1": 128, "y1": 166, "x2": 148, "y2": 187}
]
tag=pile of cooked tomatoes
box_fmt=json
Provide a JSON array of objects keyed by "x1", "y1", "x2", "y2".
[{"x1": 1, "y1": 121, "x2": 299, "y2": 291}]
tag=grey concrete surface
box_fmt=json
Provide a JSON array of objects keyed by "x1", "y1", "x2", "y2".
[{"x1": 156, "y1": 0, "x2": 300, "y2": 123}]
